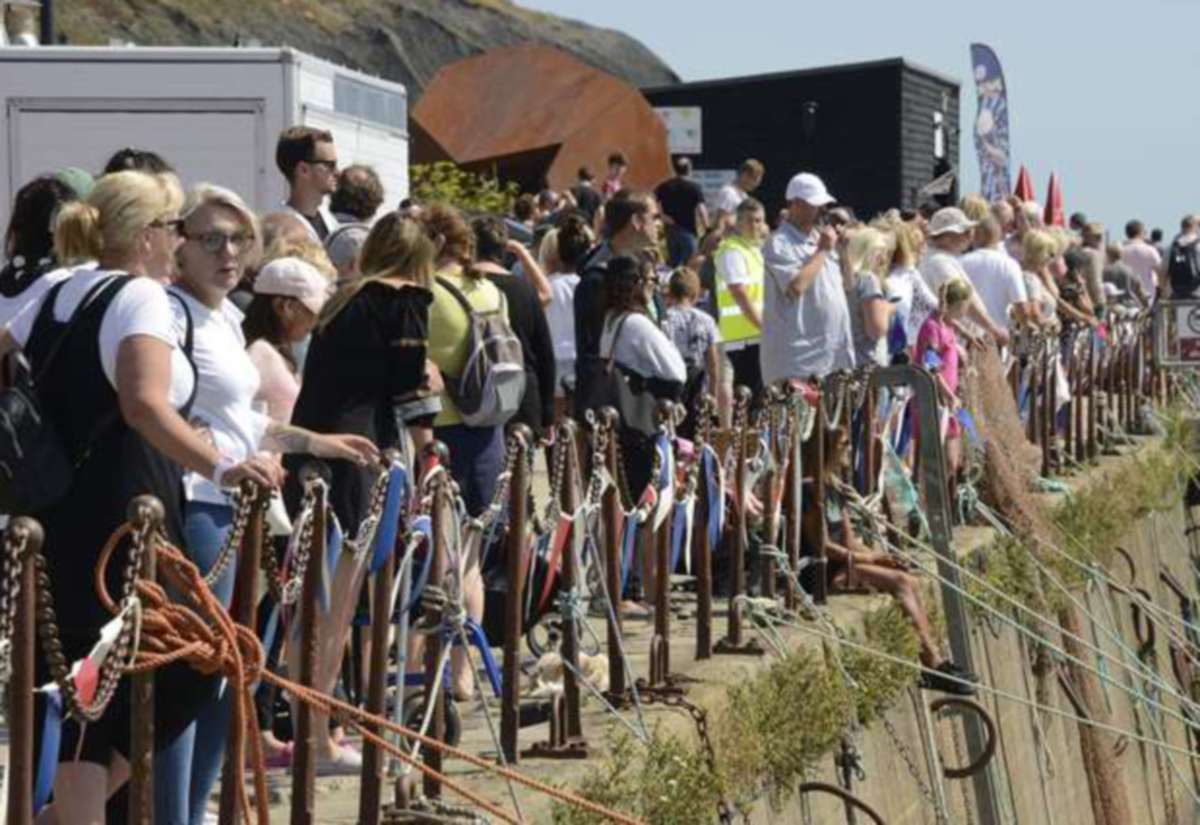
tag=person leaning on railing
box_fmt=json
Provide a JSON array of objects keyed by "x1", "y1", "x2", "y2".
[{"x1": 0, "y1": 170, "x2": 280, "y2": 825}]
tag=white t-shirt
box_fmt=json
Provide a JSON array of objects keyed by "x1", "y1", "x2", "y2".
[
  {"x1": 168, "y1": 288, "x2": 270, "y2": 505},
  {"x1": 546, "y1": 273, "x2": 579, "y2": 393},
  {"x1": 887, "y1": 265, "x2": 938, "y2": 346},
  {"x1": 1121, "y1": 239, "x2": 1162, "y2": 296},
  {"x1": 0, "y1": 261, "x2": 96, "y2": 329},
  {"x1": 600, "y1": 311, "x2": 686, "y2": 383},
  {"x1": 7, "y1": 269, "x2": 195, "y2": 408},
  {"x1": 961, "y1": 245, "x2": 1028, "y2": 332},
  {"x1": 919, "y1": 250, "x2": 970, "y2": 293},
  {"x1": 714, "y1": 184, "x2": 746, "y2": 216},
  {"x1": 1024, "y1": 271, "x2": 1057, "y2": 321},
  {"x1": 717, "y1": 248, "x2": 752, "y2": 286}
]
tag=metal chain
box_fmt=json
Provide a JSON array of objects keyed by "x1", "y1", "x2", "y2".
[
  {"x1": 383, "y1": 797, "x2": 491, "y2": 824},
  {"x1": 203, "y1": 483, "x2": 260, "y2": 587},
  {"x1": 260, "y1": 513, "x2": 284, "y2": 604},
  {"x1": 281, "y1": 483, "x2": 321, "y2": 606},
  {"x1": 882, "y1": 712, "x2": 951, "y2": 825},
  {"x1": 351, "y1": 464, "x2": 394, "y2": 556},
  {"x1": 0, "y1": 528, "x2": 30, "y2": 683},
  {"x1": 642, "y1": 692, "x2": 733, "y2": 824},
  {"x1": 34, "y1": 514, "x2": 152, "y2": 722}
]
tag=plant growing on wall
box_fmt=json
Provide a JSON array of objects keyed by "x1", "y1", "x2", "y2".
[{"x1": 408, "y1": 161, "x2": 519, "y2": 215}]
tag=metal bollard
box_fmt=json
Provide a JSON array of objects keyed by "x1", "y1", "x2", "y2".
[
  {"x1": 360, "y1": 453, "x2": 401, "y2": 825},
  {"x1": 693, "y1": 395, "x2": 716, "y2": 660},
  {"x1": 1087, "y1": 336, "x2": 1098, "y2": 460},
  {"x1": 218, "y1": 483, "x2": 268, "y2": 825},
  {"x1": 500, "y1": 426, "x2": 530, "y2": 764},
  {"x1": 526, "y1": 422, "x2": 589, "y2": 758},
  {"x1": 1041, "y1": 343, "x2": 1055, "y2": 477},
  {"x1": 800, "y1": 390, "x2": 829, "y2": 605},
  {"x1": 716, "y1": 386, "x2": 764, "y2": 656},
  {"x1": 422, "y1": 441, "x2": 450, "y2": 796},
  {"x1": 128, "y1": 494, "x2": 165, "y2": 825},
  {"x1": 782, "y1": 401, "x2": 803, "y2": 613},
  {"x1": 291, "y1": 469, "x2": 326, "y2": 825},
  {"x1": 5, "y1": 517, "x2": 43, "y2": 825},
  {"x1": 599, "y1": 408, "x2": 627, "y2": 700}
]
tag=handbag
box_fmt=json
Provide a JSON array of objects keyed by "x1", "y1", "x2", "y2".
[
  {"x1": 574, "y1": 313, "x2": 660, "y2": 437},
  {"x1": 0, "y1": 277, "x2": 125, "y2": 513}
]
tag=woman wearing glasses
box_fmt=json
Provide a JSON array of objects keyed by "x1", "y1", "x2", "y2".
[
  {"x1": 155, "y1": 183, "x2": 378, "y2": 825},
  {"x1": 0, "y1": 171, "x2": 280, "y2": 825}
]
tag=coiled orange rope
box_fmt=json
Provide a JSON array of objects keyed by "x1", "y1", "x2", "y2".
[{"x1": 94, "y1": 526, "x2": 645, "y2": 825}]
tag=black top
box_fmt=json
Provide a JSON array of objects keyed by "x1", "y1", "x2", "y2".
[
  {"x1": 574, "y1": 242, "x2": 667, "y2": 365},
  {"x1": 0, "y1": 256, "x2": 56, "y2": 299},
  {"x1": 654, "y1": 176, "x2": 705, "y2": 235},
  {"x1": 287, "y1": 281, "x2": 432, "y2": 529},
  {"x1": 487, "y1": 272, "x2": 556, "y2": 436},
  {"x1": 302, "y1": 211, "x2": 331, "y2": 241},
  {"x1": 572, "y1": 183, "x2": 603, "y2": 224},
  {"x1": 26, "y1": 275, "x2": 189, "y2": 634}
]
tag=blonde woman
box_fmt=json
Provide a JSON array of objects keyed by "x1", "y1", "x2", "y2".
[
  {"x1": 842, "y1": 226, "x2": 896, "y2": 367},
  {"x1": 1020, "y1": 229, "x2": 1061, "y2": 328},
  {"x1": 0, "y1": 171, "x2": 279, "y2": 825},
  {"x1": 284, "y1": 211, "x2": 438, "y2": 747},
  {"x1": 876, "y1": 217, "x2": 937, "y2": 357},
  {"x1": 156, "y1": 184, "x2": 376, "y2": 822}
]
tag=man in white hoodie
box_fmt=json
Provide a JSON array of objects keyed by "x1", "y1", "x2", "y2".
[{"x1": 275, "y1": 126, "x2": 340, "y2": 242}]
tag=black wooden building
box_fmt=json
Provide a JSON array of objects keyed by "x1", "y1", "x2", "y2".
[{"x1": 642, "y1": 58, "x2": 960, "y2": 220}]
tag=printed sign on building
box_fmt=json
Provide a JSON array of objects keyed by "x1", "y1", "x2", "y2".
[
  {"x1": 654, "y1": 106, "x2": 702, "y2": 155},
  {"x1": 1176, "y1": 304, "x2": 1200, "y2": 361}
]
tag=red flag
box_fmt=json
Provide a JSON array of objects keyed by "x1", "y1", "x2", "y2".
[
  {"x1": 1044, "y1": 173, "x2": 1065, "y2": 227},
  {"x1": 1013, "y1": 165, "x2": 1035, "y2": 202}
]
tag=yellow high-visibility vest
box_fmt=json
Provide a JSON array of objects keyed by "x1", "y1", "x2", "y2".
[{"x1": 715, "y1": 234, "x2": 764, "y2": 345}]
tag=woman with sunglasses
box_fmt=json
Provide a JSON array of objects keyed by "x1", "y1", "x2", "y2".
[
  {"x1": 155, "y1": 183, "x2": 378, "y2": 825},
  {"x1": 0, "y1": 171, "x2": 280, "y2": 825}
]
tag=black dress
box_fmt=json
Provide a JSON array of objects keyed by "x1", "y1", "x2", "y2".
[
  {"x1": 25, "y1": 275, "x2": 210, "y2": 763},
  {"x1": 286, "y1": 281, "x2": 432, "y2": 531}
]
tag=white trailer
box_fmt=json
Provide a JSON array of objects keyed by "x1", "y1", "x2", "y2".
[{"x1": 0, "y1": 46, "x2": 409, "y2": 227}]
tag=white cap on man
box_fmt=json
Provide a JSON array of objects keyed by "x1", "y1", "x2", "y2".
[
  {"x1": 927, "y1": 207, "x2": 977, "y2": 237},
  {"x1": 785, "y1": 172, "x2": 835, "y2": 206}
]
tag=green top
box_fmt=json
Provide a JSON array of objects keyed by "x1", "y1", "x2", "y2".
[{"x1": 427, "y1": 268, "x2": 503, "y2": 427}]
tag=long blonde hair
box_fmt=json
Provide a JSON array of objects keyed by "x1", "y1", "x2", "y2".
[
  {"x1": 54, "y1": 170, "x2": 183, "y2": 263},
  {"x1": 842, "y1": 226, "x2": 890, "y2": 286},
  {"x1": 317, "y1": 211, "x2": 435, "y2": 329}
]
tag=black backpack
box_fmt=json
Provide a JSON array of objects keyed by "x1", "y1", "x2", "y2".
[
  {"x1": 0, "y1": 277, "x2": 125, "y2": 513},
  {"x1": 1167, "y1": 238, "x2": 1200, "y2": 298}
]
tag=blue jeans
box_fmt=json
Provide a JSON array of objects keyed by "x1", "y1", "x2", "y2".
[
  {"x1": 435, "y1": 424, "x2": 504, "y2": 518},
  {"x1": 154, "y1": 501, "x2": 236, "y2": 825},
  {"x1": 666, "y1": 225, "x2": 698, "y2": 268}
]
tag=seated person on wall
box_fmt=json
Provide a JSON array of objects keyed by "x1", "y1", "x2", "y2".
[{"x1": 817, "y1": 426, "x2": 977, "y2": 695}]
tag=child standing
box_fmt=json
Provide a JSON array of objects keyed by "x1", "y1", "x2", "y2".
[
  {"x1": 664, "y1": 267, "x2": 721, "y2": 437},
  {"x1": 915, "y1": 278, "x2": 972, "y2": 483}
]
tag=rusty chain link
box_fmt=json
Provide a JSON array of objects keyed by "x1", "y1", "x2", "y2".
[
  {"x1": 641, "y1": 691, "x2": 733, "y2": 824},
  {"x1": 0, "y1": 526, "x2": 31, "y2": 684}
]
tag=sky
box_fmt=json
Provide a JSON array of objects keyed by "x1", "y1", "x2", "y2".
[{"x1": 523, "y1": 0, "x2": 1200, "y2": 238}]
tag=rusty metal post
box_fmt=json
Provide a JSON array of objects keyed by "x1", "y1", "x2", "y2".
[
  {"x1": 861, "y1": 384, "x2": 878, "y2": 497},
  {"x1": 6, "y1": 518, "x2": 42, "y2": 825},
  {"x1": 128, "y1": 495, "x2": 164, "y2": 825},
  {"x1": 1087, "y1": 335, "x2": 1098, "y2": 460},
  {"x1": 557, "y1": 421, "x2": 586, "y2": 743},
  {"x1": 800, "y1": 396, "x2": 829, "y2": 605},
  {"x1": 650, "y1": 487, "x2": 672, "y2": 685},
  {"x1": 1026, "y1": 351, "x2": 1039, "y2": 447},
  {"x1": 218, "y1": 484, "x2": 267, "y2": 825},
  {"x1": 500, "y1": 427, "x2": 530, "y2": 764},
  {"x1": 359, "y1": 455, "x2": 400, "y2": 825},
  {"x1": 291, "y1": 474, "x2": 325, "y2": 825},
  {"x1": 1073, "y1": 339, "x2": 1086, "y2": 465},
  {"x1": 422, "y1": 442, "x2": 450, "y2": 796},
  {"x1": 1041, "y1": 345, "x2": 1054, "y2": 477},
  {"x1": 694, "y1": 433, "x2": 714, "y2": 660},
  {"x1": 1064, "y1": 348, "x2": 1076, "y2": 464},
  {"x1": 716, "y1": 387, "x2": 762, "y2": 655},
  {"x1": 783, "y1": 406, "x2": 803, "y2": 612},
  {"x1": 600, "y1": 408, "x2": 627, "y2": 698}
]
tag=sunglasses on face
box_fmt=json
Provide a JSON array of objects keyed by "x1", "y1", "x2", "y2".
[
  {"x1": 307, "y1": 159, "x2": 338, "y2": 172},
  {"x1": 148, "y1": 218, "x2": 183, "y2": 233},
  {"x1": 182, "y1": 229, "x2": 252, "y2": 255}
]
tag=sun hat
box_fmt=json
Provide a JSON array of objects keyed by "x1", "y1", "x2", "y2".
[
  {"x1": 927, "y1": 207, "x2": 977, "y2": 237},
  {"x1": 784, "y1": 172, "x2": 835, "y2": 206}
]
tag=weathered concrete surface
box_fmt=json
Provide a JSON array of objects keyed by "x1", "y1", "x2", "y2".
[{"x1": 222, "y1": 437, "x2": 1199, "y2": 823}]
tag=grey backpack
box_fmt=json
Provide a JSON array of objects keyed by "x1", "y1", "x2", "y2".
[{"x1": 436, "y1": 276, "x2": 525, "y2": 427}]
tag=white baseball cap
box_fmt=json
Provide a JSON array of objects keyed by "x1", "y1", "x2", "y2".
[
  {"x1": 254, "y1": 257, "x2": 332, "y2": 316},
  {"x1": 785, "y1": 172, "x2": 835, "y2": 206},
  {"x1": 927, "y1": 207, "x2": 977, "y2": 237}
]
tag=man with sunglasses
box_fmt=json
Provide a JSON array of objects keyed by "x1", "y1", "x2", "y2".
[{"x1": 275, "y1": 126, "x2": 340, "y2": 242}]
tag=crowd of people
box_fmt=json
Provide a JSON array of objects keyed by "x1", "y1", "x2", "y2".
[{"x1": 3, "y1": 124, "x2": 1196, "y2": 824}]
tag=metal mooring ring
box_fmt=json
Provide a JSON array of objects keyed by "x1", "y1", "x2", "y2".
[
  {"x1": 930, "y1": 696, "x2": 999, "y2": 779},
  {"x1": 796, "y1": 782, "x2": 887, "y2": 825}
]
